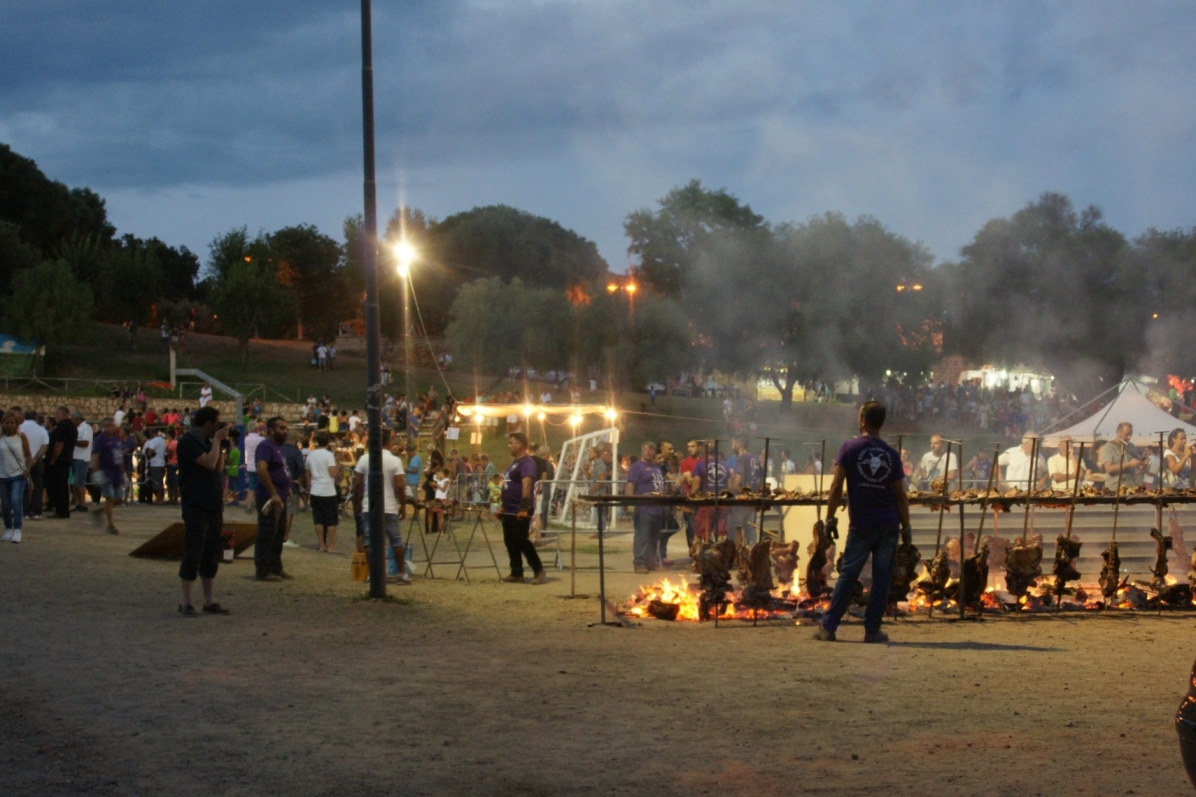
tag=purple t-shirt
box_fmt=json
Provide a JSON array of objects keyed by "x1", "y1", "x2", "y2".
[
  {"x1": 691, "y1": 457, "x2": 730, "y2": 493},
  {"x1": 93, "y1": 432, "x2": 124, "y2": 485},
  {"x1": 627, "y1": 459, "x2": 665, "y2": 515},
  {"x1": 835, "y1": 435, "x2": 903, "y2": 530},
  {"x1": 254, "y1": 438, "x2": 292, "y2": 503},
  {"x1": 735, "y1": 452, "x2": 763, "y2": 490},
  {"x1": 501, "y1": 455, "x2": 537, "y2": 513}
]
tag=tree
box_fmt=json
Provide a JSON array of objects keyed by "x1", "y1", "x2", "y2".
[
  {"x1": 0, "y1": 143, "x2": 114, "y2": 256},
  {"x1": 625, "y1": 179, "x2": 766, "y2": 296},
  {"x1": 2, "y1": 260, "x2": 94, "y2": 372},
  {"x1": 209, "y1": 259, "x2": 294, "y2": 363},
  {"x1": 1132, "y1": 226, "x2": 1196, "y2": 379},
  {"x1": 0, "y1": 220, "x2": 38, "y2": 297},
  {"x1": 269, "y1": 224, "x2": 348, "y2": 340},
  {"x1": 950, "y1": 193, "x2": 1138, "y2": 398},
  {"x1": 445, "y1": 277, "x2": 573, "y2": 374}
]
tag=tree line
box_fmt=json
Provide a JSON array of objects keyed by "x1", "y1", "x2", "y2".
[{"x1": 3, "y1": 139, "x2": 1195, "y2": 401}]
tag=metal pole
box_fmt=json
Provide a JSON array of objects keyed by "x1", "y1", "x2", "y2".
[
  {"x1": 957, "y1": 442, "x2": 966, "y2": 620},
  {"x1": 360, "y1": 0, "x2": 386, "y2": 598},
  {"x1": 597, "y1": 502, "x2": 607, "y2": 624},
  {"x1": 403, "y1": 274, "x2": 411, "y2": 421},
  {"x1": 570, "y1": 502, "x2": 577, "y2": 597}
]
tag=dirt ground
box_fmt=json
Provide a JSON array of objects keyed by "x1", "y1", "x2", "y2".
[{"x1": 1, "y1": 504, "x2": 1194, "y2": 797}]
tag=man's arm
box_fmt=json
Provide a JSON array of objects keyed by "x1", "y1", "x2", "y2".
[
  {"x1": 891, "y1": 480, "x2": 911, "y2": 541},
  {"x1": 195, "y1": 427, "x2": 229, "y2": 471},
  {"x1": 518, "y1": 475, "x2": 534, "y2": 517},
  {"x1": 824, "y1": 465, "x2": 847, "y2": 522},
  {"x1": 352, "y1": 471, "x2": 364, "y2": 516},
  {"x1": 258, "y1": 458, "x2": 282, "y2": 504},
  {"x1": 393, "y1": 472, "x2": 407, "y2": 519}
]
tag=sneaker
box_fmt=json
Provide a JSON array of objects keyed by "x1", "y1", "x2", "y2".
[
  {"x1": 282, "y1": 540, "x2": 300, "y2": 548},
  {"x1": 178, "y1": 604, "x2": 198, "y2": 617},
  {"x1": 74, "y1": 505, "x2": 89, "y2": 514},
  {"x1": 812, "y1": 627, "x2": 836, "y2": 642},
  {"x1": 1, "y1": 529, "x2": 11, "y2": 543},
  {"x1": 10, "y1": 529, "x2": 20, "y2": 544},
  {"x1": 501, "y1": 574, "x2": 524, "y2": 583},
  {"x1": 863, "y1": 630, "x2": 890, "y2": 644},
  {"x1": 634, "y1": 566, "x2": 650, "y2": 575},
  {"x1": 531, "y1": 570, "x2": 547, "y2": 585},
  {"x1": 106, "y1": 526, "x2": 120, "y2": 535},
  {"x1": 391, "y1": 573, "x2": 413, "y2": 585}
]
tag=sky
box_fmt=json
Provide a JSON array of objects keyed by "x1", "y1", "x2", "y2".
[{"x1": 3, "y1": 1, "x2": 1195, "y2": 270}]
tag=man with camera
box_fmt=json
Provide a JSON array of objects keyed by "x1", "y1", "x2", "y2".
[{"x1": 176, "y1": 406, "x2": 231, "y2": 616}]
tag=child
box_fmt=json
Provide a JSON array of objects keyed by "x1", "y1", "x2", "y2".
[{"x1": 429, "y1": 467, "x2": 452, "y2": 534}]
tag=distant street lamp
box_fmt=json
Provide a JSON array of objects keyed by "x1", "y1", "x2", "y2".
[{"x1": 393, "y1": 240, "x2": 416, "y2": 416}]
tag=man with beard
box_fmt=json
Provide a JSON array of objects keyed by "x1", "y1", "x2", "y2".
[
  {"x1": 500, "y1": 433, "x2": 545, "y2": 584},
  {"x1": 254, "y1": 417, "x2": 293, "y2": 582}
]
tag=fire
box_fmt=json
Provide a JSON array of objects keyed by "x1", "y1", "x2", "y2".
[
  {"x1": 623, "y1": 577, "x2": 708, "y2": 622},
  {"x1": 620, "y1": 575, "x2": 806, "y2": 622}
]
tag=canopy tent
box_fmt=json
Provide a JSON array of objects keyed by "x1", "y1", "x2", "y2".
[{"x1": 1043, "y1": 378, "x2": 1196, "y2": 447}]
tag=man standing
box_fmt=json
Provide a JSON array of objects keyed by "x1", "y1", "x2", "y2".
[
  {"x1": 729, "y1": 438, "x2": 762, "y2": 544},
  {"x1": 500, "y1": 433, "x2": 545, "y2": 584},
  {"x1": 254, "y1": 417, "x2": 293, "y2": 582},
  {"x1": 305, "y1": 432, "x2": 341, "y2": 553},
  {"x1": 998, "y1": 435, "x2": 1047, "y2": 491},
  {"x1": 626, "y1": 442, "x2": 665, "y2": 574},
  {"x1": 815, "y1": 401, "x2": 911, "y2": 644},
  {"x1": 89, "y1": 418, "x2": 124, "y2": 534},
  {"x1": 176, "y1": 406, "x2": 231, "y2": 616},
  {"x1": 243, "y1": 422, "x2": 265, "y2": 514},
  {"x1": 1047, "y1": 437, "x2": 1086, "y2": 494},
  {"x1": 46, "y1": 406, "x2": 77, "y2": 518},
  {"x1": 1100, "y1": 422, "x2": 1146, "y2": 489},
  {"x1": 917, "y1": 434, "x2": 959, "y2": 490},
  {"x1": 353, "y1": 429, "x2": 409, "y2": 582},
  {"x1": 72, "y1": 411, "x2": 94, "y2": 512},
  {"x1": 679, "y1": 438, "x2": 701, "y2": 547},
  {"x1": 19, "y1": 410, "x2": 48, "y2": 521},
  {"x1": 143, "y1": 428, "x2": 168, "y2": 504},
  {"x1": 199, "y1": 382, "x2": 213, "y2": 408},
  {"x1": 688, "y1": 441, "x2": 729, "y2": 541}
]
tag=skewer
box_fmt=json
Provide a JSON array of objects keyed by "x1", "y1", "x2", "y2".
[
  {"x1": 957, "y1": 442, "x2": 966, "y2": 620},
  {"x1": 1019, "y1": 438, "x2": 1040, "y2": 545},
  {"x1": 928, "y1": 442, "x2": 953, "y2": 620},
  {"x1": 1157, "y1": 432, "x2": 1166, "y2": 536},
  {"x1": 1057, "y1": 442, "x2": 1086, "y2": 612},
  {"x1": 816, "y1": 439, "x2": 827, "y2": 521},
  {"x1": 1111, "y1": 446, "x2": 1126, "y2": 544},
  {"x1": 972, "y1": 444, "x2": 1001, "y2": 556}
]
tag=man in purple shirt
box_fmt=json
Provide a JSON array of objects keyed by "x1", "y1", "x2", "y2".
[
  {"x1": 815, "y1": 401, "x2": 911, "y2": 644},
  {"x1": 500, "y1": 433, "x2": 545, "y2": 584},
  {"x1": 687, "y1": 441, "x2": 729, "y2": 541},
  {"x1": 88, "y1": 418, "x2": 125, "y2": 534},
  {"x1": 626, "y1": 442, "x2": 665, "y2": 574},
  {"x1": 254, "y1": 416, "x2": 293, "y2": 582}
]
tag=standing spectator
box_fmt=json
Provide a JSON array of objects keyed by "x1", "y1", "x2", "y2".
[
  {"x1": 176, "y1": 406, "x2": 231, "y2": 616},
  {"x1": 164, "y1": 427, "x2": 180, "y2": 503},
  {"x1": 316, "y1": 341, "x2": 329, "y2": 372},
  {"x1": 328, "y1": 344, "x2": 337, "y2": 370},
  {"x1": 780, "y1": 449, "x2": 797, "y2": 475},
  {"x1": 499, "y1": 433, "x2": 545, "y2": 584},
  {"x1": 114, "y1": 405, "x2": 127, "y2": 427},
  {"x1": 199, "y1": 382, "x2": 213, "y2": 408},
  {"x1": 280, "y1": 432, "x2": 306, "y2": 548},
  {"x1": 19, "y1": 410, "x2": 48, "y2": 521},
  {"x1": 0, "y1": 411, "x2": 32, "y2": 543},
  {"x1": 71, "y1": 411, "x2": 94, "y2": 512},
  {"x1": 243, "y1": 422, "x2": 265, "y2": 514},
  {"x1": 1163, "y1": 428, "x2": 1195, "y2": 489},
  {"x1": 1100, "y1": 422, "x2": 1146, "y2": 489},
  {"x1": 224, "y1": 429, "x2": 242, "y2": 504},
  {"x1": 254, "y1": 417, "x2": 293, "y2": 582},
  {"x1": 353, "y1": 429, "x2": 409, "y2": 582},
  {"x1": 306, "y1": 432, "x2": 340, "y2": 552},
  {"x1": 88, "y1": 418, "x2": 124, "y2": 534},
  {"x1": 142, "y1": 428, "x2": 168, "y2": 503},
  {"x1": 120, "y1": 427, "x2": 137, "y2": 502},
  {"x1": 626, "y1": 442, "x2": 665, "y2": 574},
  {"x1": 46, "y1": 407, "x2": 77, "y2": 518}
]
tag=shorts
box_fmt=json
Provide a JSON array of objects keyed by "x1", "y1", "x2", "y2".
[
  {"x1": 311, "y1": 494, "x2": 339, "y2": 527},
  {"x1": 72, "y1": 460, "x2": 89, "y2": 487},
  {"x1": 101, "y1": 480, "x2": 121, "y2": 500},
  {"x1": 287, "y1": 491, "x2": 299, "y2": 516},
  {"x1": 148, "y1": 466, "x2": 166, "y2": 492},
  {"x1": 361, "y1": 512, "x2": 402, "y2": 548},
  {"x1": 179, "y1": 507, "x2": 223, "y2": 581},
  {"x1": 246, "y1": 472, "x2": 258, "y2": 492}
]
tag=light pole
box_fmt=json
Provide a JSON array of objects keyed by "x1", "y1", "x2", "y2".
[
  {"x1": 359, "y1": 0, "x2": 385, "y2": 597},
  {"x1": 395, "y1": 241, "x2": 415, "y2": 417}
]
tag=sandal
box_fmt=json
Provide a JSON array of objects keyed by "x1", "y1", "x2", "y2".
[
  {"x1": 202, "y1": 603, "x2": 231, "y2": 615},
  {"x1": 178, "y1": 604, "x2": 198, "y2": 617}
]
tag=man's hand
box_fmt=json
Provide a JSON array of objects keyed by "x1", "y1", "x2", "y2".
[
  {"x1": 214, "y1": 425, "x2": 230, "y2": 443},
  {"x1": 825, "y1": 516, "x2": 839, "y2": 539},
  {"x1": 901, "y1": 524, "x2": 913, "y2": 545}
]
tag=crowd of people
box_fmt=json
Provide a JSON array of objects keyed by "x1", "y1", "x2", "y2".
[{"x1": 862, "y1": 380, "x2": 1081, "y2": 440}]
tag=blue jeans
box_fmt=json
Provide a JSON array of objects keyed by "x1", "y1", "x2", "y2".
[
  {"x1": 0, "y1": 476, "x2": 27, "y2": 530},
  {"x1": 822, "y1": 525, "x2": 899, "y2": 635},
  {"x1": 633, "y1": 511, "x2": 663, "y2": 569}
]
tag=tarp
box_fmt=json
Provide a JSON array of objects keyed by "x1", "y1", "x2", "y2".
[
  {"x1": 0, "y1": 334, "x2": 37, "y2": 355},
  {"x1": 1043, "y1": 379, "x2": 1196, "y2": 447}
]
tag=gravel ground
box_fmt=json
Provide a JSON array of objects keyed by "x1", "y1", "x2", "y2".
[{"x1": 0, "y1": 502, "x2": 1193, "y2": 796}]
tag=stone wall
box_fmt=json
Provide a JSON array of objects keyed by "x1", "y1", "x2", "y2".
[{"x1": 0, "y1": 394, "x2": 306, "y2": 423}]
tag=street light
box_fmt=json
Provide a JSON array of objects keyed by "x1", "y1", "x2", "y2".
[{"x1": 393, "y1": 240, "x2": 416, "y2": 421}]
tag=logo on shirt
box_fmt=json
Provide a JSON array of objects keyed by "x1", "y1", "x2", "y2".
[{"x1": 856, "y1": 445, "x2": 892, "y2": 485}]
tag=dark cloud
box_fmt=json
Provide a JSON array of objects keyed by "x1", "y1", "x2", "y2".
[{"x1": 2, "y1": 1, "x2": 1196, "y2": 265}]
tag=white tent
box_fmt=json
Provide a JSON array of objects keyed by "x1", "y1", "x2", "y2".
[{"x1": 1043, "y1": 379, "x2": 1196, "y2": 447}]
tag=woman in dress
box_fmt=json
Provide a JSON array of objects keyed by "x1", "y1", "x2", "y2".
[{"x1": 0, "y1": 411, "x2": 33, "y2": 543}]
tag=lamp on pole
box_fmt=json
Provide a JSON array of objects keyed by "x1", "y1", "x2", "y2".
[
  {"x1": 359, "y1": 0, "x2": 385, "y2": 597},
  {"x1": 394, "y1": 240, "x2": 415, "y2": 420}
]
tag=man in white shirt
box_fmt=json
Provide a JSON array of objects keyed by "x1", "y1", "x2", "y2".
[
  {"x1": 72, "y1": 411, "x2": 94, "y2": 512},
  {"x1": 353, "y1": 430, "x2": 409, "y2": 582},
  {"x1": 19, "y1": 409, "x2": 49, "y2": 520},
  {"x1": 305, "y1": 432, "x2": 341, "y2": 552},
  {"x1": 113, "y1": 405, "x2": 127, "y2": 427},
  {"x1": 243, "y1": 425, "x2": 265, "y2": 513},
  {"x1": 998, "y1": 435, "x2": 1046, "y2": 490},
  {"x1": 142, "y1": 428, "x2": 168, "y2": 504},
  {"x1": 917, "y1": 435, "x2": 958, "y2": 489},
  {"x1": 199, "y1": 383, "x2": 213, "y2": 408},
  {"x1": 348, "y1": 411, "x2": 362, "y2": 433},
  {"x1": 316, "y1": 344, "x2": 328, "y2": 372},
  {"x1": 1046, "y1": 437, "x2": 1085, "y2": 495}
]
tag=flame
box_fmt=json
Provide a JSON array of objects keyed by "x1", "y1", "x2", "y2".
[{"x1": 621, "y1": 575, "x2": 807, "y2": 622}]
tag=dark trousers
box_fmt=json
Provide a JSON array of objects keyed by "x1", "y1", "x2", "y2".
[
  {"x1": 822, "y1": 525, "x2": 899, "y2": 635},
  {"x1": 254, "y1": 495, "x2": 287, "y2": 577},
  {"x1": 47, "y1": 460, "x2": 71, "y2": 517},
  {"x1": 501, "y1": 514, "x2": 541, "y2": 577},
  {"x1": 180, "y1": 506, "x2": 224, "y2": 581},
  {"x1": 27, "y1": 460, "x2": 44, "y2": 517}
]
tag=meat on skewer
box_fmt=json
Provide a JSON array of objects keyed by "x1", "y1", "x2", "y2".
[
  {"x1": 918, "y1": 549, "x2": 951, "y2": 605},
  {"x1": 741, "y1": 541, "x2": 775, "y2": 610},
  {"x1": 692, "y1": 538, "x2": 737, "y2": 621},
  {"x1": 1004, "y1": 539, "x2": 1043, "y2": 599},
  {"x1": 769, "y1": 541, "x2": 800, "y2": 591},
  {"x1": 961, "y1": 546, "x2": 989, "y2": 608},
  {"x1": 1150, "y1": 528, "x2": 1174, "y2": 591},
  {"x1": 1099, "y1": 541, "x2": 1122, "y2": 601},
  {"x1": 805, "y1": 519, "x2": 836, "y2": 598},
  {"x1": 1050, "y1": 535, "x2": 1083, "y2": 600},
  {"x1": 888, "y1": 542, "x2": 922, "y2": 607}
]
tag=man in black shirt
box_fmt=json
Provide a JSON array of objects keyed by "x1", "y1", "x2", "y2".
[
  {"x1": 46, "y1": 406, "x2": 78, "y2": 518},
  {"x1": 176, "y1": 406, "x2": 231, "y2": 616}
]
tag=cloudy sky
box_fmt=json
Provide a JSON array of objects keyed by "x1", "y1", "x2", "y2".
[{"x1": 3, "y1": 1, "x2": 1195, "y2": 269}]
